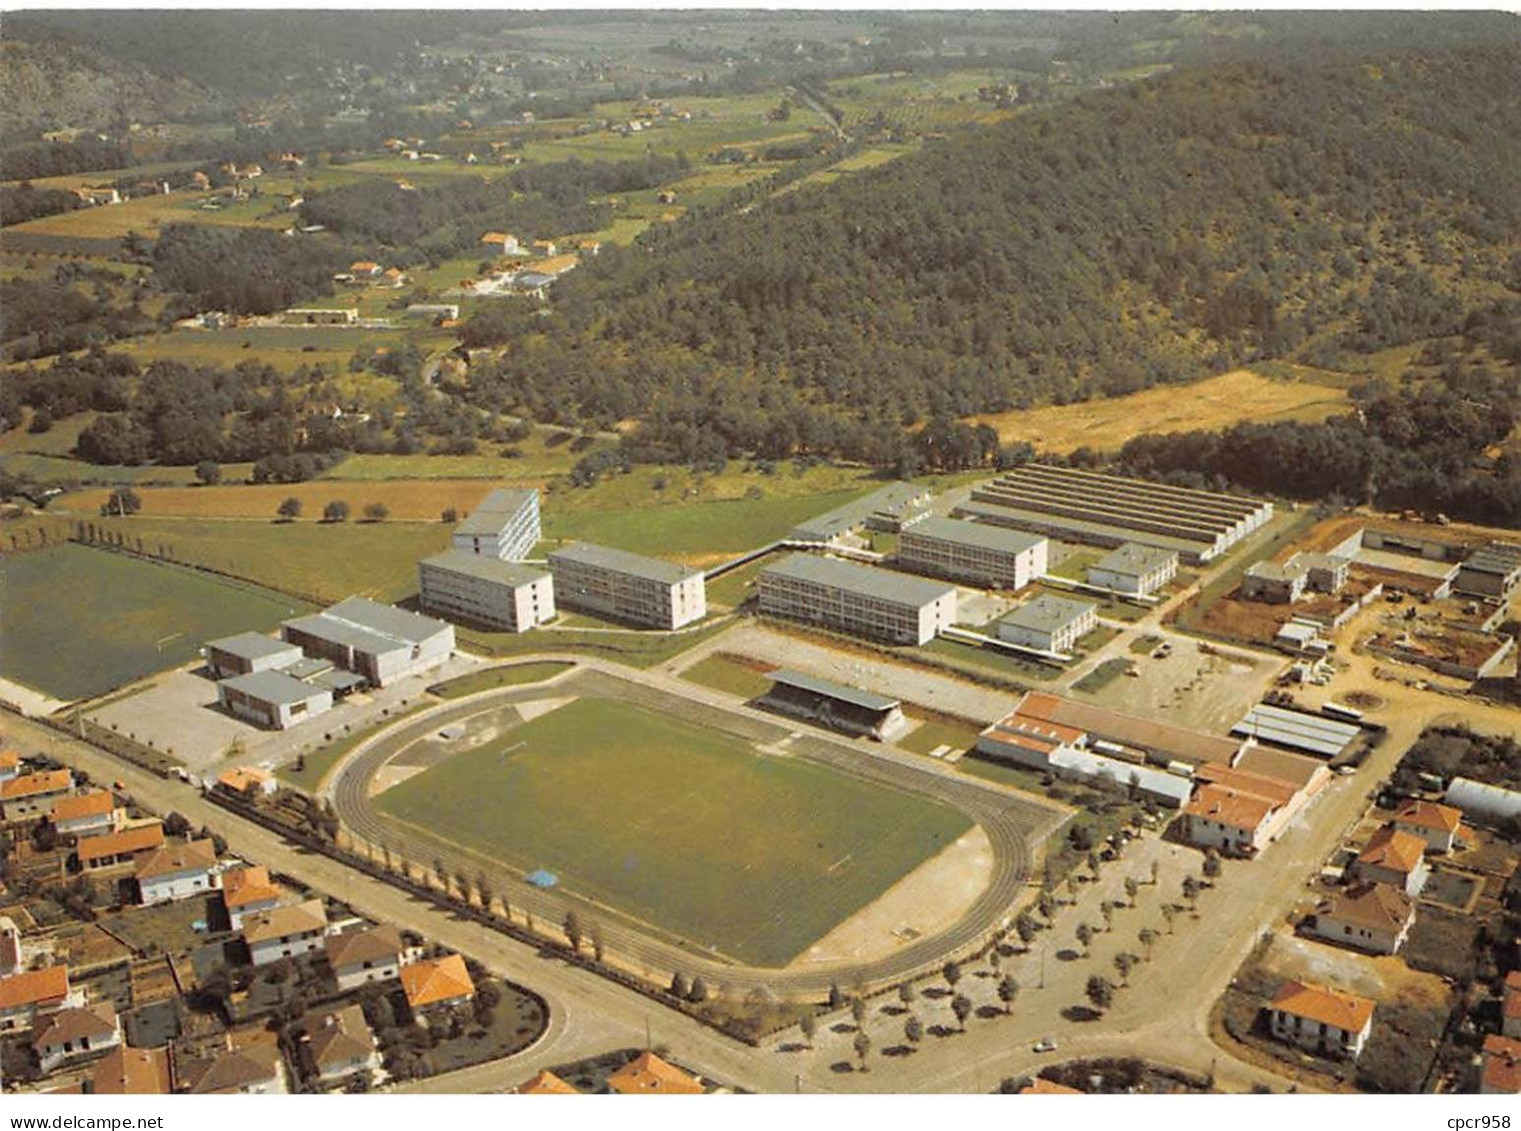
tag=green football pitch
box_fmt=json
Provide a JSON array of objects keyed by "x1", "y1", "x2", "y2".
[
  {"x1": 0, "y1": 544, "x2": 306, "y2": 700},
  {"x1": 376, "y1": 697, "x2": 974, "y2": 967}
]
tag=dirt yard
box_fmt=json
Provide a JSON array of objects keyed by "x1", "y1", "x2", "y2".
[{"x1": 968, "y1": 369, "x2": 1350, "y2": 453}]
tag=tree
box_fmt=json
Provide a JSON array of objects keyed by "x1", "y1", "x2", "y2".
[
  {"x1": 323, "y1": 499, "x2": 350, "y2": 523},
  {"x1": 798, "y1": 1012, "x2": 817, "y2": 1048},
  {"x1": 1138, "y1": 927, "x2": 1158, "y2": 961},
  {"x1": 441, "y1": 507, "x2": 458, "y2": 523},
  {"x1": 1203, "y1": 848, "x2": 1222, "y2": 880},
  {"x1": 997, "y1": 975, "x2": 1019, "y2": 1015},
  {"x1": 988, "y1": 947, "x2": 1002, "y2": 974},
  {"x1": 688, "y1": 976, "x2": 709, "y2": 1003},
  {"x1": 1087, "y1": 850, "x2": 1102, "y2": 877},
  {"x1": 476, "y1": 871, "x2": 493, "y2": 914},
  {"x1": 1037, "y1": 890, "x2": 1057, "y2": 921},
  {"x1": 951, "y1": 994, "x2": 973, "y2": 1031},
  {"x1": 1075, "y1": 923, "x2": 1094, "y2": 956},
  {"x1": 904, "y1": 1015, "x2": 923, "y2": 1047},
  {"x1": 1015, "y1": 912, "x2": 1038, "y2": 947},
  {"x1": 195, "y1": 460, "x2": 221, "y2": 485},
  {"x1": 897, "y1": 982, "x2": 916, "y2": 1007},
  {"x1": 363, "y1": 501, "x2": 390, "y2": 522},
  {"x1": 277, "y1": 496, "x2": 302, "y2": 521},
  {"x1": 1113, "y1": 952, "x2": 1135, "y2": 987},
  {"x1": 432, "y1": 857, "x2": 447, "y2": 893},
  {"x1": 101, "y1": 486, "x2": 141, "y2": 516},
  {"x1": 1124, "y1": 876, "x2": 1140, "y2": 907},
  {"x1": 1085, "y1": 975, "x2": 1115, "y2": 1013},
  {"x1": 1100, "y1": 901, "x2": 1116, "y2": 932},
  {"x1": 453, "y1": 870, "x2": 471, "y2": 905},
  {"x1": 828, "y1": 982, "x2": 845, "y2": 1010},
  {"x1": 591, "y1": 923, "x2": 605, "y2": 963},
  {"x1": 850, "y1": 997, "x2": 867, "y2": 1029},
  {"x1": 942, "y1": 960, "x2": 962, "y2": 989},
  {"x1": 563, "y1": 911, "x2": 583, "y2": 953},
  {"x1": 853, "y1": 1030, "x2": 871, "y2": 1070},
  {"x1": 1160, "y1": 904, "x2": 1177, "y2": 934},
  {"x1": 1182, "y1": 876, "x2": 1200, "y2": 911},
  {"x1": 1150, "y1": 859, "x2": 1160, "y2": 885},
  {"x1": 670, "y1": 972, "x2": 689, "y2": 999}
]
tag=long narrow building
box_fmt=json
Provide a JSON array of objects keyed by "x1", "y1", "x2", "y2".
[
  {"x1": 547, "y1": 542, "x2": 705, "y2": 629},
  {"x1": 419, "y1": 550, "x2": 555, "y2": 633},
  {"x1": 896, "y1": 515, "x2": 1048, "y2": 590},
  {"x1": 757, "y1": 553, "x2": 956, "y2": 646},
  {"x1": 451, "y1": 487, "x2": 540, "y2": 562},
  {"x1": 957, "y1": 465, "x2": 1272, "y2": 563}
]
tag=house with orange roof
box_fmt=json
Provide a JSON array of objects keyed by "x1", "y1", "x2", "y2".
[
  {"x1": 606, "y1": 1050, "x2": 703, "y2": 1095},
  {"x1": 1503, "y1": 970, "x2": 1521, "y2": 1039},
  {"x1": 1481, "y1": 1034, "x2": 1521, "y2": 1094},
  {"x1": 220, "y1": 865, "x2": 282, "y2": 929},
  {"x1": 531, "y1": 238, "x2": 558, "y2": 257},
  {"x1": 0, "y1": 965, "x2": 80, "y2": 1033},
  {"x1": 1351, "y1": 826, "x2": 1430, "y2": 896},
  {"x1": 578, "y1": 239, "x2": 601, "y2": 256},
  {"x1": 135, "y1": 838, "x2": 219, "y2": 906},
  {"x1": 1392, "y1": 798, "x2": 1464, "y2": 854},
  {"x1": 77, "y1": 823, "x2": 165, "y2": 872},
  {"x1": 516, "y1": 1068, "x2": 578, "y2": 1094},
  {"x1": 90, "y1": 1044, "x2": 173, "y2": 1094},
  {"x1": 1307, "y1": 881, "x2": 1415, "y2": 955},
  {"x1": 1183, "y1": 783, "x2": 1283, "y2": 856},
  {"x1": 1, "y1": 768, "x2": 74, "y2": 821},
  {"x1": 1020, "y1": 1077, "x2": 1083, "y2": 1095},
  {"x1": 399, "y1": 953, "x2": 474, "y2": 1019},
  {"x1": 215, "y1": 766, "x2": 276, "y2": 800},
  {"x1": 383, "y1": 266, "x2": 407, "y2": 287},
  {"x1": 480, "y1": 232, "x2": 520, "y2": 255},
  {"x1": 350, "y1": 261, "x2": 382, "y2": 278},
  {"x1": 51, "y1": 790, "x2": 121, "y2": 838},
  {"x1": 33, "y1": 1002, "x2": 121, "y2": 1071},
  {"x1": 1268, "y1": 979, "x2": 1375, "y2": 1059}
]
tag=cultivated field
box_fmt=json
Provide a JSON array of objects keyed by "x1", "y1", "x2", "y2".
[
  {"x1": 376, "y1": 697, "x2": 972, "y2": 966},
  {"x1": 0, "y1": 544, "x2": 305, "y2": 700},
  {"x1": 968, "y1": 368, "x2": 1352, "y2": 453}
]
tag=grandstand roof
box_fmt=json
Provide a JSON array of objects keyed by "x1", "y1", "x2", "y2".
[
  {"x1": 767, "y1": 669, "x2": 900, "y2": 712},
  {"x1": 1232, "y1": 704, "x2": 1360, "y2": 758}
]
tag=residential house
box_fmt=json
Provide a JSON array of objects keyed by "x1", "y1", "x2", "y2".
[
  {"x1": 215, "y1": 766, "x2": 277, "y2": 800},
  {"x1": 578, "y1": 240, "x2": 602, "y2": 256},
  {"x1": 242, "y1": 899, "x2": 328, "y2": 966},
  {"x1": 180, "y1": 1041, "x2": 287, "y2": 1094},
  {"x1": 399, "y1": 954, "x2": 474, "y2": 1020},
  {"x1": 516, "y1": 1069, "x2": 579, "y2": 1094},
  {"x1": 1, "y1": 768, "x2": 74, "y2": 821},
  {"x1": 383, "y1": 267, "x2": 407, "y2": 288},
  {"x1": 606, "y1": 1050, "x2": 703, "y2": 1095},
  {"x1": 89, "y1": 1044, "x2": 173, "y2": 1094},
  {"x1": 220, "y1": 865, "x2": 282, "y2": 929},
  {"x1": 996, "y1": 595, "x2": 1097, "y2": 655},
  {"x1": 33, "y1": 1003, "x2": 121, "y2": 1072},
  {"x1": 51, "y1": 791, "x2": 121, "y2": 838},
  {"x1": 135, "y1": 838, "x2": 219, "y2": 905},
  {"x1": 1182, "y1": 784, "x2": 1282, "y2": 857},
  {"x1": 480, "y1": 231, "x2": 520, "y2": 255},
  {"x1": 299, "y1": 1004, "x2": 382, "y2": 1086},
  {"x1": 349, "y1": 261, "x2": 382, "y2": 278},
  {"x1": 77, "y1": 824, "x2": 165, "y2": 873},
  {"x1": 531, "y1": 238, "x2": 558, "y2": 257},
  {"x1": 1350, "y1": 826, "x2": 1429, "y2": 897},
  {"x1": 1306, "y1": 881, "x2": 1416, "y2": 955},
  {"x1": 0, "y1": 965, "x2": 80, "y2": 1032},
  {"x1": 1480, "y1": 1034, "x2": 1521, "y2": 1095},
  {"x1": 1267, "y1": 979, "x2": 1375, "y2": 1059},
  {"x1": 1392, "y1": 799, "x2": 1464, "y2": 854},
  {"x1": 324, "y1": 924, "x2": 413, "y2": 992}
]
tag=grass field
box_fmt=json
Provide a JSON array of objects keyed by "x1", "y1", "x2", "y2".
[
  {"x1": 679, "y1": 653, "x2": 774, "y2": 699},
  {"x1": 968, "y1": 368, "x2": 1352, "y2": 454},
  {"x1": 897, "y1": 717, "x2": 983, "y2": 757},
  {"x1": 427, "y1": 662, "x2": 573, "y2": 699},
  {"x1": 0, "y1": 544, "x2": 306, "y2": 700},
  {"x1": 376, "y1": 697, "x2": 972, "y2": 966},
  {"x1": 89, "y1": 516, "x2": 451, "y2": 603},
  {"x1": 461, "y1": 618, "x2": 732, "y2": 670}
]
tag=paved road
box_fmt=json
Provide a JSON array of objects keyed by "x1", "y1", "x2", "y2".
[{"x1": 327, "y1": 658, "x2": 1064, "y2": 997}]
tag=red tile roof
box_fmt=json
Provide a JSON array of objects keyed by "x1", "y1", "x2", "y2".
[{"x1": 1270, "y1": 979, "x2": 1375, "y2": 1033}]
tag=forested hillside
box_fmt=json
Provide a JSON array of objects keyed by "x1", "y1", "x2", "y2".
[{"x1": 464, "y1": 45, "x2": 1520, "y2": 466}]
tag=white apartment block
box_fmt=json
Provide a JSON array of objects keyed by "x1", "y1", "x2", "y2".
[
  {"x1": 757, "y1": 553, "x2": 957, "y2": 646},
  {"x1": 418, "y1": 550, "x2": 555, "y2": 633},
  {"x1": 1087, "y1": 542, "x2": 1179, "y2": 597},
  {"x1": 548, "y1": 542, "x2": 706, "y2": 629},
  {"x1": 996, "y1": 595, "x2": 1097, "y2": 654},
  {"x1": 897, "y1": 516, "x2": 1048, "y2": 590},
  {"x1": 451, "y1": 487, "x2": 540, "y2": 561}
]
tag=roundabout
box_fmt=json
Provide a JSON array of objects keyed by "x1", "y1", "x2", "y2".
[{"x1": 326, "y1": 658, "x2": 1060, "y2": 998}]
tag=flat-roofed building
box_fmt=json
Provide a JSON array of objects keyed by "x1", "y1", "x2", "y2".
[
  {"x1": 451, "y1": 487, "x2": 540, "y2": 562},
  {"x1": 281, "y1": 597, "x2": 455, "y2": 687},
  {"x1": 897, "y1": 516, "x2": 1048, "y2": 590},
  {"x1": 758, "y1": 669, "x2": 909, "y2": 741},
  {"x1": 1231, "y1": 704, "x2": 1362, "y2": 760},
  {"x1": 757, "y1": 553, "x2": 956, "y2": 646},
  {"x1": 959, "y1": 465, "x2": 1273, "y2": 564},
  {"x1": 419, "y1": 550, "x2": 554, "y2": 633},
  {"x1": 204, "y1": 633, "x2": 302, "y2": 680},
  {"x1": 548, "y1": 543, "x2": 706, "y2": 629},
  {"x1": 1455, "y1": 541, "x2": 1521, "y2": 600},
  {"x1": 996, "y1": 595, "x2": 1096, "y2": 655},
  {"x1": 218, "y1": 671, "x2": 333, "y2": 730},
  {"x1": 1086, "y1": 542, "x2": 1178, "y2": 597},
  {"x1": 1242, "y1": 559, "x2": 1306, "y2": 604},
  {"x1": 1268, "y1": 980, "x2": 1375, "y2": 1059},
  {"x1": 788, "y1": 482, "x2": 932, "y2": 544}
]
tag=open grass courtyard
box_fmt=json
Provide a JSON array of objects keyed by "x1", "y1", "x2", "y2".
[
  {"x1": 0, "y1": 544, "x2": 306, "y2": 700},
  {"x1": 375, "y1": 697, "x2": 972, "y2": 966}
]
